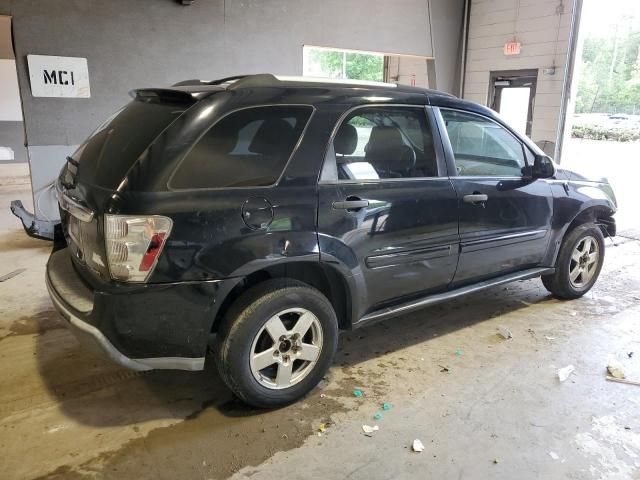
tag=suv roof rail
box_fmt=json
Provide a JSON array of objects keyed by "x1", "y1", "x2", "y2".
[{"x1": 172, "y1": 74, "x2": 400, "y2": 90}]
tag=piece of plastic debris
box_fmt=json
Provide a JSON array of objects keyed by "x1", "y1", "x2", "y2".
[
  {"x1": 628, "y1": 352, "x2": 634, "y2": 359},
  {"x1": 320, "y1": 393, "x2": 326, "y2": 398},
  {"x1": 0, "y1": 268, "x2": 26, "y2": 282},
  {"x1": 570, "y1": 311, "x2": 577, "y2": 317},
  {"x1": 412, "y1": 439, "x2": 425, "y2": 452},
  {"x1": 544, "y1": 336, "x2": 556, "y2": 341},
  {"x1": 353, "y1": 390, "x2": 363, "y2": 397},
  {"x1": 382, "y1": 403, "x2": 391, "y2": 411},
  {"x1": 373, "y1": 412, "x2": 383, "y2": 420},
  {"x1": 439, "y1": 365, "x2": 450, "y2": 373},
  {"x1": 607, "y1": 364, "x2": 626, "y2": 379},
  {"x1": 493, "y1": 458, "x2": 499, "y2": 464},
  {"x1": 497, "y1": 326, "x2": 513, "y2": 339},
  {"x1": 455, "y1": 348, "x2": 463, "y2": 356},
  {"x1": 549, "y1": 451, "x2": 560, "y2": 460},
  {"x1": 606, "y1": 376, "x2": 640, "y2": 386},
  {"x1": 362, "y1": 425, "x2": 379, "y2": 434},
  {"x1": 318, "y1": 423, "x2": 327, "y2": 433},
  {"x1": 557, "y1": 365, "x2": 575, "y2": 382}
]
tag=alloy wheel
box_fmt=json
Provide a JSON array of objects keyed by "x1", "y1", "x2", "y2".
[
  {"x1": 569, "y1": 235, "x2": 600, "y2": 289},
  {"x1": 249, "y1": 308, "x2": 323, "y2": 390}
]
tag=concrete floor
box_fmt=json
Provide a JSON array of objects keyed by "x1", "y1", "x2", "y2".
[{"x1": 1, "y1": 170, "x2": 640, "y2": 480}]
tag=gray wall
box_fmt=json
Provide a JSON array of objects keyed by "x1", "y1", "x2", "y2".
[
  {"x1": 3, "y1": 0, "x2": 445, "y2": 146},
  {"x1": 430, "y1": 0, "x2": 465, "y2": 95},
  {"x1": 0, "y1": 0, "x2": 464, "y2": 220},
  {"x1": 0, "y1": 122, "x2": 27, "y2": 162}
]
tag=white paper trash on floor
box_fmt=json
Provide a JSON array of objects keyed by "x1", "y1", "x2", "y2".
[{"x1": 557, "y1": 365, "x2": 575, "y2": 382}]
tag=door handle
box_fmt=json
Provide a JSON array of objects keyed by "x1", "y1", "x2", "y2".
[
  {"x1": 332, "y1": 198, "x2": 369, "y2": 211},
  {"x1": 463, "y1": 193, "x2": 488, "y2": 206}
]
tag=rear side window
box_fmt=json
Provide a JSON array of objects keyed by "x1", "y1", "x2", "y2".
[{"x1": 170, "y1": 106, "x2": 313, "y2": 189}]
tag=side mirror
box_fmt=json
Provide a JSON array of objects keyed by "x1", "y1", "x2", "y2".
[{"x1": 531, "y1": 154, "x2": 555, "y2": 179}]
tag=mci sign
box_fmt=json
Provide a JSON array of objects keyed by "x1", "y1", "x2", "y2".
[{"x1": 27, "y1": 55, "x2": 90, "y2": 98}]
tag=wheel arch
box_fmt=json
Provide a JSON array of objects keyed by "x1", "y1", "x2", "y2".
[
  {"x1": 210, "y1": 261, "x2": 355, "y2": 334},
  {"x1": 548, "y1": 203, "x2": 615, "y2": 267}
]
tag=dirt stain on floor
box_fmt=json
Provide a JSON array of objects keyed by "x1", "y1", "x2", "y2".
[
  {"x1": 1, "y1": 311, "x2": 65, "y2": 341},
  {"x1": 34, "y1": 389, "x2": 348, "y2": 480}
]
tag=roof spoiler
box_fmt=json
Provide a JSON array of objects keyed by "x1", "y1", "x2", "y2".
[{"x1": 129, "y1": 88, "x2": 200, "y2": 104}]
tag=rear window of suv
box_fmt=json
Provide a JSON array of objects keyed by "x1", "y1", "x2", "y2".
[{"x1": 170, "y1": 105, "x2": 313, "y2": 189}]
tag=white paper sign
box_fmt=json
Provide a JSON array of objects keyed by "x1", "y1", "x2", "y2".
[{"x1": 27, "y1": 55, "x2": 90, "y2": 98}]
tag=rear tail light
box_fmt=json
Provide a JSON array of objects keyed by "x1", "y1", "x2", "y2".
[{"x1": 104, "y1": 215, "x2": 172, "y2": 282}]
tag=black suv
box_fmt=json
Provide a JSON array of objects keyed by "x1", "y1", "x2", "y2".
[{"x1": 47, "y1": 74, "x2": 617, "y2": 407}]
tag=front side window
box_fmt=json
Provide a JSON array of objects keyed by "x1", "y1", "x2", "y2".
[
  {"x1": 170, "y1": 106, "x2": 312, "y2": 189},
  {"x1": 441, "y1": 109, "x2": 527, "y2": 177},
  {"x1": 330, "y1": 106, "x2": 438, "y2": 181}
]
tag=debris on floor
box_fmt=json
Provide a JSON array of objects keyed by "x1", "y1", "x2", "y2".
[
  {"x1": 353, "y1": 390, "x2": 363, "y2": 397},
  {"x1": 606, "y1": 376, "x2": 640, "y2": 386},
  {"x1": 492, "y1": 458, "x2": 499, "y2": 464},
  {"x1": 439, "y1": 365, "x2": 450, "y2": 373},
  {"x1": 570, "y1": 311, "x2": 577, "y2": 317},
  {"x1": 607, "y1": 363, "x2": 626, "y2": 379},
  {"x1": 362, "y1": 425, "x2": 379, "y2": 436},
  {"x1": 373, "y1": 412, "x2": 382, "y2": 421},
  {"x1": 318, "y1": 423, "x2": 327, "y2": 433},
  {"x1": 455, "y1": 348, "x2": 463, "y2": 356},
  {"x1": 382, "y1": 403, "x2": 391, "y2": 411},
  {"x1": 628, "y1": 352, "x2": 634, "y2": 359},
  {"x1": 497, "y1": 326, "x2": 513, "y2": 340},
  {"x1": 544, "y1": 336, "x2": 556, "y2": 341},
  {"x1": 411, "y1": 439, "x2": 425, "y2": 452},
  {"x1": 0, "y1": 268, "x2": 26, "y2": 282},
  {"x1": 557, "y1": 365, "x2": 575, "y2": 382},
  {"x1": 549, "y1": 451, "x2": 560, "y2": 460}
]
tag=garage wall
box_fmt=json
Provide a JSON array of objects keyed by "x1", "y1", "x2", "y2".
[
  {"x1": 0, "y1": 0, "x2": 465, "y2": 221},
  {"x1": 463, "y1": 0, "x2": 575, "y2": 148},
  {"x1": 0, "y1": 15, "x2": 26, "y2": 163}
]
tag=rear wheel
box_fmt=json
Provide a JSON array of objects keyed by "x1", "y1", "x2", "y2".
[
  {"x1": 542, "y1": 222, "x2": 605, "y2": 299},
  {"x1": 214, "y1": 279, "x2": 338, "y2": 408}
]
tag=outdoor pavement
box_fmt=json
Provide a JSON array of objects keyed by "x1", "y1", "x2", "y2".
[{"x1": 1, "y1": 162, "x2": 639, "y2": 479}]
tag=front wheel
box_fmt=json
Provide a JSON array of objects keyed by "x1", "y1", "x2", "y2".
[
  {"x1": 214, "y1": 279, "x2": 338, "y2": 408},
  {"x1": 542, "y1": 222, "x2": 605, "y2": 299}
]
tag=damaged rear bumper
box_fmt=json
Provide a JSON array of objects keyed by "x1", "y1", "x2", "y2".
[{"x1": 45, "y1": 248, "x2": 220, "y2": 371}]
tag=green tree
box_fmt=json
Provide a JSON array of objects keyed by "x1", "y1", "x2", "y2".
[
  {"x1": 575, "y1": 22, "x2": 640, "y2": 114},
  {"x1": 309, "y1": 49, "x2": 384, "y2": 82}
]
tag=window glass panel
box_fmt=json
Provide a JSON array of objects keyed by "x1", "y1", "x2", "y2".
[
  {"x1": 441, "y1": 109, "x2": 526, "y2": 177},
  {"x1": 332, "y1": 106, "x2": 438, "y2": 181},
  {"x1": 171, "y1": 106, "x2": 312, "y2": 189}
]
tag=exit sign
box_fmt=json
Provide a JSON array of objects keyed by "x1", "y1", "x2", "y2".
[{"x1": 504, "y1": 42, "x2": 521, "y2": 56}]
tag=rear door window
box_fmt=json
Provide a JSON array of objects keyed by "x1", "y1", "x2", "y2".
[
  {"x1": 327, "y1": 106, "x2": 438, "y2": 181},
  {"x1": 170, "y1": 106, "x2": 313, "y2": 189}
]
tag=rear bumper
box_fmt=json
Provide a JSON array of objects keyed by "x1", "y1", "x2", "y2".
[{"x1": 45, "y1": 248, "x2": 225, "y2": 371}]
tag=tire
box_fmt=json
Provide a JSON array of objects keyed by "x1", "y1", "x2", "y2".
[
  {"x1": 214, "y1": 279, "x2": 338, "y2": 408},
  {"x1": 542, "y1": 222, "x2": 605, "y2": 299}
]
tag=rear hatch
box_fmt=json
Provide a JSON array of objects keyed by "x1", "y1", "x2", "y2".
[{"x1": 58, "y1": 89, "x2": 199, "y2": 281}]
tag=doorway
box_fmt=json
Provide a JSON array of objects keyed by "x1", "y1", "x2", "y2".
[{"x1": 489, "y1": 69, "x2": 538, "y2": 137}]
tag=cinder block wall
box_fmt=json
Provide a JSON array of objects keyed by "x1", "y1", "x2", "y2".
[{"x1": 463, "y1": 0, "x2": 575, "y2": 148}]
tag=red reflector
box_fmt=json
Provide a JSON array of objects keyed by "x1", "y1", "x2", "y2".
[{"x1": 139, "y1": 233, "x2": 166, "y2": 272}]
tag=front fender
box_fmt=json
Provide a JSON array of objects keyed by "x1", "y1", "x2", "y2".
[{"x1": 544, "y1": 179, "x2": 616, "y2": 266}]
